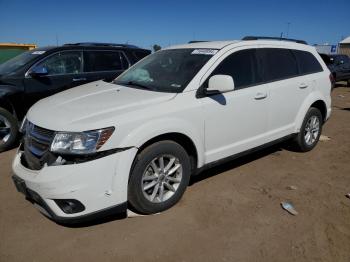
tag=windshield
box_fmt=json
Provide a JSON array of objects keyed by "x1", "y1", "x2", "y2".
[
  {"x1": 0, "y1": 49, "x2": 47, "y2": 75},
  {"x1": 114, "y1": 49, "x2": 216, "y2": 93}
]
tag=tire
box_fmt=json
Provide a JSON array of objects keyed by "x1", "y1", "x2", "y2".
[
  {"x1": 347, "y1": 79, "x2": 350, "y2": 87},
  {"x1": 0, "y1": 107, "x2": 19, "y2": 152},
  {"x1": 293, "y1": 107, "x2": 323, "y2": 152},
  {"x1": 128, "y1": 140, "x2": 191, "y2": 214}
]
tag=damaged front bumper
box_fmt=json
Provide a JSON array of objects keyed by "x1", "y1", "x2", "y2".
[{"x1": 12, "y1": 146, "x2": 138, "y2": 223}]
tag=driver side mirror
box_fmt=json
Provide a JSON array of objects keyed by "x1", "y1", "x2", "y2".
[
  {"x1": 206, "y1": 75, "x2": 235, "y2": 95},
  {"x1": 29, "y1": 66, "x2": 48, "y2": 77}
]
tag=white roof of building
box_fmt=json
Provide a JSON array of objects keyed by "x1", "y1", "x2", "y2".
[{"x1": 340, "y1": 36, "x2": 350, "y2": 44}]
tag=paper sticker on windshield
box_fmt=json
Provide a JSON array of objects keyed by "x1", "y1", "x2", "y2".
[
  {"x1": 191, "y1": 49, "x2": 218, "y2": 55},
  {"x1": 32, "y1": 51, "x2": 46, "y2": 55}
]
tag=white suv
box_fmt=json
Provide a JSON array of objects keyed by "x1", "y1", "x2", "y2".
[{"x1": 12, "y1": 37, "x2": 332, "y2": 223}]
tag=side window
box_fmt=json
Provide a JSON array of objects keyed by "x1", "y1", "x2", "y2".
[
  {"x1": 293, "y1": 50, "x2": 323, "y2": 74},
  {"x1": 257, "y1": 48, "x2": 298, "y2": 82},
  {"x1": 36, "y1": 51, "x2": 82, "y2": 75},
  {"x1": 211, "y1": 49, "x2": 260, "y2": 90},
  {"x1": 84, "y1": 51, "x2": 128, "y2": 72},
  {"x1": 341, "y1": 55, "x2": 350, "y2": 64}
]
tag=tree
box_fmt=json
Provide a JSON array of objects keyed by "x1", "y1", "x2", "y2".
[{"x1": 153, "y1": 44, "x2": 161, "y2": 52}]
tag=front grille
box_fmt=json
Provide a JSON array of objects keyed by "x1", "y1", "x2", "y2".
[
  {"x1": 23, "y1": 122, "x2": 56, "y2": 170},
  {"x1": 33, "y1": 125, "x2": 55, "y2": 140}
]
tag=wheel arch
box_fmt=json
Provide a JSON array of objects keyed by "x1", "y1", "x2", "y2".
[
  {"x1": 135, "y1": 132, "x2": 199, "y2": 174},
  {"x1": 294, "y1": 92, "x2": 328, "y2": 132},
  {"x1": 310, "y1": 100, "x2": 327, "y2": 122},
  {"x1": 0, "y1": 97, "x2": 16, "y2": 117}
]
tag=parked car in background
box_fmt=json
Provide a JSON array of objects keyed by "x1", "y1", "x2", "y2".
[
  {"x1": 319, "y1": 53, "x2": 350, "y2": 85},
  {"x1": 12, "y1": 37, "x2": 332, "y2": 223},
  {"x1": 0, "y1": 43, "x2": 151, "y2": 152}
]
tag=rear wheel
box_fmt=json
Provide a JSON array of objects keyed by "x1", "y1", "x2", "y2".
[
  {"x1": 128, "y1": 141, "x2": 191, "y2": 214},
  {"x1": 293, "y1": 107, "x2": 323, "y2": 152},
  {"x1": 0, "y1": 107, "x2": 18, "y2": 152}
]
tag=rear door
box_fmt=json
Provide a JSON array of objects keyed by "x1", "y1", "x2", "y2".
[
  {"x1": 83, "y1": 50, "x2": 129, "y2": 83},
  {"x1": 257, "y1": 48, "x2": 309, "y2": 139},
  {"x1": 24, "y1": 50, "x2": 83, "y2": 109},
  {"x1": 337, "y1": 55, "x2": 350, "y2": 80}
]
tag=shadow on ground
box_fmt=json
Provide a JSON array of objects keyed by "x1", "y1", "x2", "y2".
[{"x1": 189, "y1": 143, "x2": 287, "y2": 186}]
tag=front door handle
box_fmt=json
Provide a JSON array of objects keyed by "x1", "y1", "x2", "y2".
[
  {"x1": 299, "y1": 83, "x2": 308, "y2": 89},
  {"x1": 72, "y1": 77, "x2": 87, "y2": 82},
  {"x1": 254, "y1": 92, "x2": 267, "y2": 100}
]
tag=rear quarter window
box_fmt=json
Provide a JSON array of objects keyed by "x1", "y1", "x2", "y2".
[
  {"x1": 293, "y1": 50, "x2": 323, "y2": 75},
  {"x1": 84, "y1": 51, "x2": 129, "y2": 72},
  {"x1": 132, "y1": 50, "x2": 151, "y2": 61}
]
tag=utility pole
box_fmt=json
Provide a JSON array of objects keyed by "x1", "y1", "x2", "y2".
[{"x1": 286, "y1": 22, "x2": 291, "y2": 38}]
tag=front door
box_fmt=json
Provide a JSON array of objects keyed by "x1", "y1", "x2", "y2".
[{"x1": 201, "y1": 48, "x2": 269, "y2": 164}]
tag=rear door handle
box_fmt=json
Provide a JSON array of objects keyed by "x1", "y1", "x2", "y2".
[
  {"x1": 254, "y1": 92, "x2": 267, "y2": 100},
  {"x1": 72, "y1": 77, "x2": 87, "y2": 82},
  {"x1": 299, "y1": 83, "x2": 308, "y2": 89}
]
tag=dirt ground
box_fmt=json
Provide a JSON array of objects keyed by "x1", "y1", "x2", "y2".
[{"x1": 1, "y1": 85, "x2": 350, "y2": 262}]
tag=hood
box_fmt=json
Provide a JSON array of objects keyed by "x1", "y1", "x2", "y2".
[{"x1": 27, "y1": 80, "x2": 177, "y2": 131}]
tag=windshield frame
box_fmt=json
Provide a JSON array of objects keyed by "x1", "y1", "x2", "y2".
[{"x1": 114, "y1": 48, "x2": 217, "y2": 93}]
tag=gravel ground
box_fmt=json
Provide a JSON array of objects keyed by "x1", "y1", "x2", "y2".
[{"x1": 1, "y1": 85, "x2": 350, "y2": 262}]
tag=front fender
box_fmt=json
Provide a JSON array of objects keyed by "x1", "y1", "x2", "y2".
[
  {"x1": 118, "y1": 117, "x2": 205, "y2": 168},
  {"x1": 0, "y1": 86, "x2": 23, "y2": 118}
]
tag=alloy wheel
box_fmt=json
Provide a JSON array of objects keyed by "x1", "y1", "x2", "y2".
[
  {"x1": 304, "y1": 115, "x2": 320, "y2": 146},
  {"x1": 142, "y1": 154, "x2": 183, "y2": 203},
  {"x1": 0, "y1": 115, "x2": 11, "y2": 145}
]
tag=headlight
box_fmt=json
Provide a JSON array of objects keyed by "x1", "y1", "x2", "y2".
[
  {"x1": 19, "y1": 116, "x2": 28, "y2": 133},
  {"x1": 50, "y1": 127, "x2": 115, "y2": 154}
]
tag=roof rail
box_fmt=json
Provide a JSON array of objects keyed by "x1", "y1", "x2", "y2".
[
  {"x1": 63, "y1": 42, "x2": 140, "y2": 48},
  {"x1": 242, "y1": 36, "x2": 307, "y2": 45},
  {"x1": 188, "y1": 41, "x2": 210, "y2": 44}
]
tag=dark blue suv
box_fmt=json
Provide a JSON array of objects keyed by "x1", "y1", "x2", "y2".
[{"x1": 320, "y1": 53, "x2": 350, "y2": 85}]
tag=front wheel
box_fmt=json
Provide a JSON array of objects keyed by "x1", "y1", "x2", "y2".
[
  {"x1": 293, "y1": 107, "x2": 323, "y2": 152},
  {"x1": 0, "y1": 107, "x2": 19, "y2": 152},
  {"x1": 128, "y1": 141, "x2": 191, "y2": 214}
]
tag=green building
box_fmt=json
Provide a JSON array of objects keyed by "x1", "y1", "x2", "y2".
[{"x1": 0, "y1": 43, "x2": 37, "y2": 64}]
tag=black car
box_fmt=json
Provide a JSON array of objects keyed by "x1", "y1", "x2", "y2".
[
  {"x1": 0, "y1": 43, "x2": 151, "y2": 152},
  {"x1": 319, "y1": 53, "x2": 350, "y2": 85}
]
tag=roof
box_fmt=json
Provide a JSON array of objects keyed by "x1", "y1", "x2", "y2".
[
  {"x1": 165, "y1": 39, "x2": 311, "y2": 51},
  {"x1": 164, "y1": 41, "x2": 240, "y2": 50},
  {"x1": 28, "y1": 44, "x2": 151, "y2": 53},
  {"x1": 340, "y1": 36, "x2": 350, "y2": 44},
  {"x1": 63, "y1": 42, "x2": 140, "y2": 49}
]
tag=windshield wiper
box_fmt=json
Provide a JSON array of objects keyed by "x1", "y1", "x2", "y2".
[{"x1": 115, "y1": 81, "x2": 154, "y2": 91}]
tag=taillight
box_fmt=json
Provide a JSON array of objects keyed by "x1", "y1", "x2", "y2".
[{"x1": 329, "y1": 73, "x2": 335, "y2": 91}]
